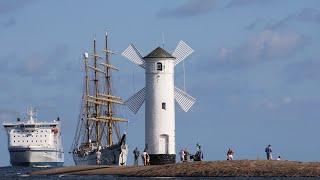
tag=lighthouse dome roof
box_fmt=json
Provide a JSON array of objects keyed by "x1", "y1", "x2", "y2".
[{"x1": 143, "y1": 47, "x2": 175, "y2": 59}]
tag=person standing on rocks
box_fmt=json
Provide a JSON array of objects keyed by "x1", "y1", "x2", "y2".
[
  {"x1": 265, "y1": 144, "x2": 273, "y2": 160},
  {"x1": 96, "y1": 148, "x2": 102, "y2": 165},
  {"x1": 133, "y1": 147, "x2": 140, "y2": 166},
  {"x1": 146, "y1": 152, "x2": 150, "y2": 165},
  {"x1": 179, "y1": 149, "x2": 185, "y2": 162},
  {"x1": 184, "y1": 148, "x2": 190, "y2": 162},
  {"x1": 194, "y1": 143, "x2": 203, "y2": 161},
  {"x1": 142, "y1": 148, "x2": 150, "y2": 166},
  {"x1": 142, "y1": 149, "x2": 147, "y2": 166},
  {"x1": 227, "y1": 148, "x2": 234, "y2": 160}
]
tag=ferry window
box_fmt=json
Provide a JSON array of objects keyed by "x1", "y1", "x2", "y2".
[
  {"x1": 18, "y1": 141, "x2": 20, "y2": 142},
  {"x1": 162, "y1": 102, "x2": 166, "y2": 110},
  {"x1": 14, "y1": 136, "x2": 15, "y2": 137},
  {"x1": 157, "y1": 62, "x2": 162, "y2": 71},
  {"x1": 31, "y1": 140, "x2": 33, "y2": 142},
  {"x1": 14, "y1": 141, "x2": 15, "y2": 142}
]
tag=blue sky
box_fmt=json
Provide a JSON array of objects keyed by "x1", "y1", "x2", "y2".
[{"x1": 0, "y1": 0, "x2": 320, "y2": 166}]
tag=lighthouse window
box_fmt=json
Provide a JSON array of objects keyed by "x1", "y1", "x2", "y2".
[
  {"x1": 162, "y1": 102, "x2": 166, "y2": 110},
  {"x1": 157, "y1": 62, "x2": 163, "y2": 71}
]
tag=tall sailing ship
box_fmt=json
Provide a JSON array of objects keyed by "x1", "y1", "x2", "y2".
[{"x1": 71, "y1": 32, "x2": 128, "y2": 166}]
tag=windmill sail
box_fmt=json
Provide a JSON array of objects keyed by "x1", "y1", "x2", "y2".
[
  {"x1": 173, "y1": 40, "x2": 194, "y2": 66},
  {"x1": 125, "y1": 87, "x2": 146, "y2": 114},
  {"x1": 174, "y1": 87, "x2": 196, "y2": 112},
  {"x1": 121, "y1": 44, "x2": 146, "y2": 68}
]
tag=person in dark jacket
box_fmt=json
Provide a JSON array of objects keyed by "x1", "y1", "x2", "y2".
[
  {"x1": 133, "y1": 147, "x2": 140, "y2": 166},
  {"x1": 265, "y1": 144, "x2": 272, "y2": 160},
  {"x1": 194, "y1": 143, "x2": 203, "y2": 161}
]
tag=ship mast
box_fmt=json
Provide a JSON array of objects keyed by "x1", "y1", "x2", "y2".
[
  {"x1": 76, "y1": 33, "x2": 128, "y2": 150},
  {"x1": 71, "y1": 32, "x2": 130, "y2": 161},
  {"x1": 93, "y1": 39, "x2": 100, "y2": 145},
  {"x1": 105, "y1": 32, "x2": 113, "y2": 146},
  {"x1": 84, "y1": 52, "x2": 90, "y2": 143}
]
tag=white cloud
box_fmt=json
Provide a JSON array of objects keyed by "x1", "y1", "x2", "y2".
[
  {"x1": 157, "y1": 0, "x2": 215, "y2": 18},
  {"x1": 218, "y1": 47, "x2": 233, "y2": 60},
  {"x1": 273, "y1": 8, "x2": 320, "y2": 29},
  {"x1": 246, "y1": 30, "x2": 305, "y2": 59},
  {"x1": 227, "y1": 0, "x2": 274, "y2": 8},
  {"x1": 282, "y1": 96, "x2": 293, "y2": 104},
  {"x1": 219, "y1": 30, "x2": 307, "y2": 62}
]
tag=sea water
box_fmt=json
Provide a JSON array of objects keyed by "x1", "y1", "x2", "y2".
[{"x1": 1, "y1": 166, "x2": 319, "y2": 180}]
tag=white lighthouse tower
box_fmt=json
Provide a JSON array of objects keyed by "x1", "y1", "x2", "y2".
[{"x1": 122, "y1": 41, "x2": 196, "y2": 164}]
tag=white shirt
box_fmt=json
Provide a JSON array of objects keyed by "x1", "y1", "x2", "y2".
[{"x1": 96, "y1": 151, "x2": 101, "y2": 159}]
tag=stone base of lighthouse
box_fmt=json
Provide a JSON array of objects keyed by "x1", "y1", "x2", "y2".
[{"x1": 149, "y1": 154, "x2": 176, "y2": 165}]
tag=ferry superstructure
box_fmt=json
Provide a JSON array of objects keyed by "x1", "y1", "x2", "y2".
[{"x1": 3, "y1": 108, "x2": 64, "y2": 167}]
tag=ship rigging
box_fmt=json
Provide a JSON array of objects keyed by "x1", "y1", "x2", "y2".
[{"x1": 71, "y1": 32, "x2": 128, "y2": 166}]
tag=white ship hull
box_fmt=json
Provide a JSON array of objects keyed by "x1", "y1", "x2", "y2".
[
  {"x1": 73, "y1": 143, "x2": 128, "y2": 166},
  {"x1": 9, "y1": 147, "x2": 64, "y2": 167},
  {"x1": 3, "y1": 108, "x2": 64, "y2": 167}
]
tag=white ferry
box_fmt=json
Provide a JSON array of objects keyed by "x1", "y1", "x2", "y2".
[{"x1": 3, "y1": 108, "x2": 64, "y2": 167}]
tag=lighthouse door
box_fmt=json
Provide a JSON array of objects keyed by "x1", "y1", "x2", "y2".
[{"x1": 159, "y1": 134, "x2": 169, "y2": 154}]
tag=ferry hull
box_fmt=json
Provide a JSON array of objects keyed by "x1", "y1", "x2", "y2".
[
  {"x1": 9, "y1": 148, "x2": 64, "y2": 167},
  {"x1": 73, "y1": 144, "x2": 128, "y2": 166}
]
